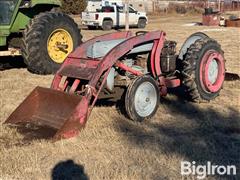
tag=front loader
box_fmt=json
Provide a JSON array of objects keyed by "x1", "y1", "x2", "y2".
[
  {"x1": 0, "y1": 0, "x2": 82, "y2": 74},
  {"x1": 4, "y1": 31, "x2": 226, "y2": 140}
]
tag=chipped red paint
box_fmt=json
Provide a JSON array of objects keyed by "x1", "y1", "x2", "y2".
[
  {"x1": 202, "y1": 14, "x2": 220, "y2": 26},
  {"x1": 150, "y1": 40, "x2": 159, "y2": 77},
  {"x1": 115, "y1": 61, "x2": 143, "y2": 76},
  {"x1": 165, "y1": 78, "x2": 181, "y2": 88},
  {"x1": 149, "y1": 32, "x2": 168, "y2": 96},
  {"x1": 69, "y1": 79, "x2": 80, "y2": 94}
]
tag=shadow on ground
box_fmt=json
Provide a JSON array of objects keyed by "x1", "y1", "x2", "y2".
[
  {"x1": 52, "y1": 160, "x2": 89, "y2": 180},
  {"x1": 0, "y1": 56, "x2": 26, "y2": 71},
  {"x1": 225, "y1": 72, "x2": 240, "y2": 81},
  {"x1": 114, "y1": 92, "x2": 240, "y2": 179}
]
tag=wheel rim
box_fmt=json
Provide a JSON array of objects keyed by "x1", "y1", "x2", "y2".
[
  {"x1": 200, "y1": 50, "x2": 225, "y2": 93},
  {"x1": 208, "y1": 59, "x2": 218, "y2": 84},
  {"x1": 47, "y1": 29, "x2": 74, "y2": 64},
  {"x1": 134, "y1": 82, "x2": 157, "y2": 117}
]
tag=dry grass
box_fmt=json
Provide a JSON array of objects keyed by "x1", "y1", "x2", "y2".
[{"x1": 0, "y1": 15, "x2": 240, "y2": 179}]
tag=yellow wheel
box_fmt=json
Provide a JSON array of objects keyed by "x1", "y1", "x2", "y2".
[{"x1": 47, "y1": 29, "x2": 74, "y2": 64}]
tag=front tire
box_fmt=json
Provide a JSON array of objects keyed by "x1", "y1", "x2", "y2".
[
  {"x1": 181, "y1": 38, "x2": 225, "y2": 102},
  {"x1": 22, "y1": 12, "x2": 82, "y2": 74},
  {"x1": 125, "y1": 76, "x2": 160, "y2": 121}
]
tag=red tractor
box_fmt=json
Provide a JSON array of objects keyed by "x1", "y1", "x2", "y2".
[{"x1": 5, "y1": 31, "x2": 225, "y2": 140}]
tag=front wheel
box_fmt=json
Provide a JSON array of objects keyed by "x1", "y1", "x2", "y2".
[
  {"x1": 125, "y1": 76, "x2": 160, "y2": 121},
  {"x1": 181, "y1": 38, "x2": 225, "y2": 102}
]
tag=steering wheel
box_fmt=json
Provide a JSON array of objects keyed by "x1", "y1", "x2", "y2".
[{"x1": 135, "y1": 31, "x2": 148, "y2": 36}]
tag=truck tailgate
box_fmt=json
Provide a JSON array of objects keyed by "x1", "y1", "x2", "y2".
[{"x1": 82, "y1": 12, "x2": 96, "y2": 21}]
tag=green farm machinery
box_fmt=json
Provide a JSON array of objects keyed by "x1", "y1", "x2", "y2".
[{"x1": 0, "y1": 0, "x2": 82, "y2": 74}]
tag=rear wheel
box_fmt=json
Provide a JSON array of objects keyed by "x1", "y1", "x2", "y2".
[
  {"x1": 125, "y1": 76, "x2": 160, "y2": 121},
  {"x1": 22, "y1": 12, "x2": 82, "y2": 74},
  {"x1": 137, "y1": 18, "x2": 147, "y2": 29},
  {"x1": 102, "y1": 20, "x2": 113, "y2": 31},
  {"x1": 181, "y1": 38, "x2": 225, "y2": 102}
]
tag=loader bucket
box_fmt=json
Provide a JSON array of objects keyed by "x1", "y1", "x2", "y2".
[{"x1": 4, "y1": 87, "x2": 87, "y2": 141}]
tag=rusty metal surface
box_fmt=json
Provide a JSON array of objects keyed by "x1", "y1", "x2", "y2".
[
  {"x1": 59, "y1": 65, "x2": 97, "y2": 80},
  {"x1": 225, "y1": 19, "x2": 240, "y2": 27},
  {"x1": 202, "y1": 14, "x2": 220, "y2": 26},
  {"x1": 53, "y1": 96, "x2": 89, "y2": 140},
  {"x1": 5, "y1": 87, "x2": 81, "y2": 132}
]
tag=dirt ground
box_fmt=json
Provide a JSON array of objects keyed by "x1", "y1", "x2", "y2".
[{"x1": 0, "y1": 15, "x2": 239, "y2": 180}]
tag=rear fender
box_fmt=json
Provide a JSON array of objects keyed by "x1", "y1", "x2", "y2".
[{"x1": 178, "y1": 32, "x2": 209, "y2": 60}]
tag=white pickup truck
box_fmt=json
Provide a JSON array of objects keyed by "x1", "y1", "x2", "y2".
[{"x1": 82, "y1": 5, "x2": 148, "y2": 31}]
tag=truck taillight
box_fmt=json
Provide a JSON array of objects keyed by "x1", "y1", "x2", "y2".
[{"x1": 95, "y1": 14, "x2": 99, "y2": 20}]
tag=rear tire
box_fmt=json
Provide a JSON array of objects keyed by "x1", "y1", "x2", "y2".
[
  {"x1": 125, "y1": 76, "x2": 159, "y2": 121},
  {"x1": 137, "y1": 18, "x2": 147, "y2": 29},
  {"x1": 22, "y1": 12, "x2": 82, "y2": 74},
  {"x1": 180, "y1": 38, "x2": 225, "y2": 102},
  {"x1": 102, "y1": 20, "x2": 113, "y2": 31}
]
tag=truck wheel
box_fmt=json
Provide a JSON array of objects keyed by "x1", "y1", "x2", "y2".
[
  {"x1": 137, "y1": 18, "x2": 147, "y2": 28},
  {"x1": 125, "y1": 76, "x2": 160, "y2": 121},
  {"x1": 181, "y1": 38, "x2": 225, "y2": 102},
  {"x1": 102, "y1": 20, "x2": 113, "y2": 31},
  {"x1": 22, "y1": 12, "x2": 82, "y2": 74}
]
